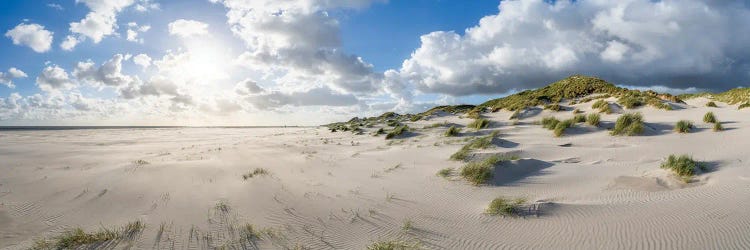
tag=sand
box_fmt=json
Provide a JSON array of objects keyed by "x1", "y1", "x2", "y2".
[{"x1": 2, "y1": 97, "x2": 750, "y2": 249}]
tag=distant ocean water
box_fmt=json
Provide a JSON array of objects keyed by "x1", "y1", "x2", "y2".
[{"x1": 0, "y1": 126, "x2": 308, "y2": 131}]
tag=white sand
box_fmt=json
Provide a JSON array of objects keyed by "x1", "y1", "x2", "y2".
[{"x1": 2, "y1": 98, "x2": 750, "y2": 249}]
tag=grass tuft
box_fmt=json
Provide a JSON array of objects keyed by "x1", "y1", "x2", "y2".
[
  {"x1": 449, "y1": 132, "x2": 499, "y2": 161},
  {"x1": 437, "y1": 168, "x2": 454, "y2": 178},
  {"x1": 703, "y1": 112, "x2": 717, "y2": 123},
  {"x1": 544, "y1": 104, "x2": 562, "y2": 111},
  {"x1": 444, "y1": 126, "x2": 461, "y2": 137},
  {"x1": 660, "y1": 154, "x2": 701, "y2": 181},
  {"x1": 611, "y1": 113, "x2": 644, "y2": 136},
  {"x1": 706, "y1": 101, "x2": 717, "y2": 107},
  {"x1": 467, "y1": 118, "x2": 490, "y2": 130},
  {"x1": 366, "y1": 240, "x2": 420, "y2": 250},
  {"x1": 713, "y1": 122, "x2": 724, "y2": 132},
  {"x1": 386, "y1": 125, "x2": 409, "y2": 140},
  {"x1": 486, "y1": 197, "x2": 526, "y2": 216},
  {"x1": 740, "y1": 103, "x2": 750, "y2": 110},
  {"x1": 674, "y1": 120, "x2": 693, "y2": 133},
  {"x1": 618, "y1": 95, "x2": 643, "y2": 109},
  {"x1": 32, "y1": 221, "x2": 145, "y2": 250},
  {"x1": 553, "y1": 119, "x2": 574, "y2": 137},
  {"x1": 460, "y1": 154, "x2": 518, "y2": 185},
  {"x1": 586, "y1": 113, "x2": 600, "y2": 126},
  {"x1": 541, "y1": 117, "x2": 560, "y2": 130},
  {"x1": 243, "y1": 168, "x2": 270, "y2": 180},
  {"x1": 572, "y1": 114, "x2": 586, "y2": 123}
]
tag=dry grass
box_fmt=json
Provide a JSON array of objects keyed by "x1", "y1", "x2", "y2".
[{"x1": 243, "y1": 168, "x2": 270, "y2": 180}]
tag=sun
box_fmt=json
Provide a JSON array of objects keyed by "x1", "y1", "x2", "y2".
[{"x1": 177, "y1": 38, "x2": 232, "y2": 82}]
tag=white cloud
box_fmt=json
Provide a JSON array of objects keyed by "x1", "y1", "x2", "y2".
[
  {"x1": 126, "y1": 22, "x2": 151, "y2": 43},
  {"x1": 134, "y1": 0, "x2": 160, "y2": 12},
  {"x1": 133, "y1": 54, "x2": 152, "y2": 69},
  {"x1": 73, "y1": 54, "x2": 135, "y2": 88},
  {"x1": 65, "y1": 0, "x2": 137, "y2": 49},
  {"x1": 243, "y1": 86, "x2": 359, "y2": 110},
  {"x1": 394, "y1": 0, "x2": 750, "y2": 96},
  {"x1": 5, "y1": 23, "x2": 54, "y2": 53},
  {"x1": 60, "y1": 36, "x2": 82, "y2": 51},
  {"x1": 168, "y1": 19, "x2": 209, "y2": 37},
  {"x1": 0, "y1": 68, "x2": 28, "y2": 89},
  {"x1": 36, "y1": 65, "x2": 75, "y2": 91},
  {"x1": 47, "y1": 4, "x2": 64, "y2": 10}
]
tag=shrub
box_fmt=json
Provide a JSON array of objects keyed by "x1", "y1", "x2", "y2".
[
  {"x1": 467, "y1": 118, "x2": 490, "y2": 130},
  {"x1": 444, "y1": 126, "x2": 461, "y2": 137},
  {"x1": 703, "y1": 112, "x2": 717, "y2": 123},
  {"x1": 460, "y1": 154, "x2": 517, "y2": 185},
  {"x1": 713, "y1": 122, "x2": 724, "y2": 132},
  {"x1": 674, "y1": 120, "x2": 693, "y2": 133},
  {"x1": 586, "y1": 113, "x2": 601, "y2": 126},
  {"x1": 660, "y1": 154, "x2": 700, "y2": 179},
  {"x1": 486, "y1": 197, "x2": 525, "y2": 216},
  {"x1": 740, "y1": 103, "x2": 750, "y2": 110},
  {"x1": 618, "y1": 96, "x2": 643, "y2": 109},
  {"x1": 611, "y1": 113, "x2": 644, "y2": 136},
  {"x1": 553, "y1": 119, "x2": 574, "y2": 137},
  {"x1": 541, "y1": 117, "x2": 560, "y2": 130},
  {"x1": 572, "y1": 114, "x2": 586, "y2": 123},
  {"x1": 385, "y1": 125, "x2": 408, "y2": 139},
  {"x1": 706, "y1": 101, "x2": 718, "y2": 107}
]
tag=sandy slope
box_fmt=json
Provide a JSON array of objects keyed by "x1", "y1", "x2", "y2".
[{"x1": 2, "y1": 98, "x2": 750, "y2": 249}]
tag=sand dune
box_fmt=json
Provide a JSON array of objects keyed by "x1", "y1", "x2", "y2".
[{"x1": 2, "y1": 98, "x2": 750, "y2": 249}]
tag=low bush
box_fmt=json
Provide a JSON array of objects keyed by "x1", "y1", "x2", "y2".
[
  {"x1": 674, "y1": 120, "x2": 693, "y2": 133},
  {"x1": 611, "y1": 113, "x2": 644, "y2": 136}
]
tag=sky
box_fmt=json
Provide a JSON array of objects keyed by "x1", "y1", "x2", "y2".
[{"x1": 1, "y1": 0, "x2": 749, "y2": 126}]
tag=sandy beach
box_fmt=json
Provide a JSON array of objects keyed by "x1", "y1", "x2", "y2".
[{"x1": 1, "y1": 97, "x2": 749, "y2": 249}]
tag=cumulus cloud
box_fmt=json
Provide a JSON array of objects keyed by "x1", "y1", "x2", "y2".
[
  {"x1": 5, "y1": 23, "x2": 54, "y2": 53},
  {"x1": 220, "y1": 0, "x2": 384, "y2": 93},
  {"x1": 168, "y1": 19, "x2": 209, "y2": 37},
  {"x1": 134, "y1": 0, "x2": 160, "y2": 12},
  {"x1": 242, "y1": 86, "x2": 359, "y2": 110},
  {"x1": 234, "y1": 79, "x2": 263, "y2": 95},
  {"x1": 126, "y1": 22, "x2": 151, "y2": 43},
  {"x1": 65, "y1": 0, "x2": 137, "y2": 50},
  {"x1": 73, "y1": 54, "x2": 135, "y2": 88},
  {"x1": 133, "y1": 53, "x2": 152, "y2": 69},
  {"x1": 394, "y1": 0, "x2": 750, "y2": 96},
  {"x1": 0, "y1": 68, "x2": 28, "y2": 88},
  {"x1": 36, "y1": 65, "x2": 75, "y2": 91}
]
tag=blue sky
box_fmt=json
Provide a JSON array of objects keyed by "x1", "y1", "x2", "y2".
[{"x1": 1, "y1": 0, "x2": 749, "y2": 125}]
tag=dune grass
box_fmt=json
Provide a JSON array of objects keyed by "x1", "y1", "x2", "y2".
[
  {"x1": 541, "y1": 117, "x2": 560, "y2": 130},
  {"x1": 449, "y1": 132, "x2": 499, "y2": 161},
  {"x1": 674, "y1": 120, "x2": 693, "y2": 133},
  {"x1": 572, "y1": 108, "x2": 583, "y2": 114},
  {"x1": 586, "y1": 113, "x2": 600, "y2": 126},
  {"x1": 713, "y1": 122, "x2": 724, "y2": 132},
  {"x1": 740, "y1": 103, "x2": 750, "y2": 110},
  {"x1": 243, "y1": 168, "x2": 270, "y2": 180},
  {"x1": 367, "y1": 240, "x2": 421, "y2": 250},
  {"x1": 460, "y1": 154, "x2": 518, "y2": 185},
  {"x1": 660, "y1": 154, "x2": 702, "y2": 181},
  {"x1": 703, "y1": 112, "x2": 717, "y2": 123},
  {"x1": 611, "y1": 113, "x2": 644, "y2": 136},
  {"x1": 444, "y1": 126, "x2": 461, "y2": 137},
  {"x1": 592, "y1": 99, "x2": 612, "y2": 114},
  {"x1": 544, "y1": 104, "x2": 562, "y2": 111},
  {"x1": 618, "y1": 95, "x2": 643, "y2": 109},
  {"x1": 467, "y1": 118, "x2": 490, "y2": 130},
  {"x1": 437, "y1": 168, "x2": 454, "y2": 178},
  {"x1": 486, "y1": 197, "x2": 526, "y2": 216},
  {"x1": 706, "y1": 101, "x2": 718, "y2": 107},
  {"x1": 32, "y1": 221, "x2": 145, "y2": 250},
  {"x1": 553, "y1": 119, "x2": 574, "y2": 137},
  {"x1": 572, "y1": 114, "x2": 586, "y2": 123},
  {"x1": 510, "y1": 110, "x2": 521, "y2": 119},
  {"x1": 386, "y1": 125, "x2": 409, "y2": 139}
]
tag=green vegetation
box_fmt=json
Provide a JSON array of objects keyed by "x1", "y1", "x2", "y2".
[
  {"x1": 680, "y1": 87, "x2": 750, "y2": 105},
  {"x1": 460, "y1": 154, "x2": 518, "y2": 185},
  {"x1": 419, "y1": 104, "x2": 476, "y2": 117},
  {"x1": 409, "y1": 115, "x2": 422, "y2": 122},
  {"x1": 372, "y1": 128, "x2": 386, "y2": 136},
  {"x1": 611, "y1": 113, "x2": 644, "y2": 136},
  {"x1": 467, "y1": 118, "x2": 490, "y2": 130},
  {"x1": 660, "y1": 154, "x2": 702, "y2": 181},
  {"x1": 706, "y1": 101, "x2": 718, "y2": 107},
  {"x1": 714, "y1": 122, "x2": 724, "y2": 132},
  {"x1": 31, "y1": 221, "x2": 145, "y2": 250},
  {"x1": 544, "y1": 104, "x2": 562, "y2": 111},
  {"x1": 572, "y1": 114, "x2": 586, "y2": 123},
  {"x1": 437, "y1": 168, "x2": 454, "y2": 178},
  {"x1": 586, "y1": 113, "x2": 601, "y2": 126},
  {"x1": 366, "y1": 240, "x2": 421, "y2": 250},
  {"x1": 553, "y1": 119, "x2": 574, "y2": 137},
  {"x1": 703, "y1": 112, "x2": 717, "y2": 123},
  {"x1": 618, "y1": 95, "x2": 643, "y2": 109},
  {"x1": 541, "y1": 117, "x2": 560, "y2": 130},
  {"x1": 510, "y1": 110, "x2": 521, "y2": 119},
  {"x1": 486, "y1": 197, "x2": 526, "y2": 216},
  {"x1": 243, "y1": 168, "x2": 270, "y2": 180},
  {"x1": 444, "y1": 126, "x2": 461, "y2": 137},
  {"x1": 674, "y1": 120, "x2": 693, "y2": 133},
  {"x1": 591, "y1": 99, "x2": 612, "y2": 113},
  {"x1": 402, "y1": 219, "x2": 413, "y2": 232},
  {"x1": 740, "y1": 103, "x2": 750, "y2": 110},
  {"x1": 423, "y1": 122, "x2": 446, "y2": 129},
  {"x1": 386, "y1": 125, "x2": 409, "y2": 139},
  {"x1": 449, "y1": 132, "x2": 499, "y2": 161}
]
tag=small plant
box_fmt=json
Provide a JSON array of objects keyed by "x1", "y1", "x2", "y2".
[
  {"x1": 572, "y1": 108, "x2": 583, "y2": 114},
  {"x1": 544, "y1": 104, "x2": 562, "y2": 111},
  {"x1": 586, "y1": 113, "x2": 600, "y2": 126},
  {"x1": 611, "y1": 113, "x2": 644, "y2": 136},
  {"x1": 740, "y1": 103, "x2": 750, "y2": 110},
  {"x1": 660, "y1": 154, "x2": 701, "y2": 181},
  {"x1": 386, "y1": 125, "x2": 409, "y2": 139},
  {"x1": 409, "y1": 115, "x2": 422, "y2": 122},
  {"x1": 706, "y1": 101, "x2": 717, "y2": 107},
  {"x1": 618, "y1": 96, "x2": 643, "y2": 109},
  {"x1": 674, "y1": 120, "x2": 693, "y2": 133},
  {"x1": 402, "y1": 219, "x2": 413, "y2": 232},
  {"x1": 553, "y1": 119, "x2": 574, "y2": 137},
  {"x1": 467, "y1": 118, "x2": 490, "y2": 130},
  {"x1": 572, "y1": 114, "x2": 586, "y2": 123},
  {"x1": 243, "y1": 168, "x2": 270, "y2": 180},
  {"x1": 541, "y1": 117, "x2": 560, "y2": 130},
  {"x1": 486, "y1": 197, "x2": 526, "y2": 216},
  {"x1": 599, "y1": 104, "x2": 612, "y2": 114},
  {"x1": 367, "y1": 240, "x2": 420, "y2": 250},
  {"x1": 713, "y1": 122, "x2": 724, "y2": 132},
  {"x1": 703, "y1": 112, "x2": 717, "y2": 123},
  {"x1": 444, "y1": 126, "x2": 461, "y2": 137},
  {"x1": 460, "y1": 154, "x2": 518, "y2": 185},
  {"x1": 373, "y1": 128, "x2": 386, "y2": 136},
  {"x1": 591, "y1": 99, "x2": 607, "y2": 109},
  {"x1": 437, "y1": 168, "x2": 454, "y2": 178},
  {"x1": 449, "y1": 133, "x2": 498, "y2": 161},
  {"x1": 31, "y1": 221, "x2": 145, "y2": 250}
]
